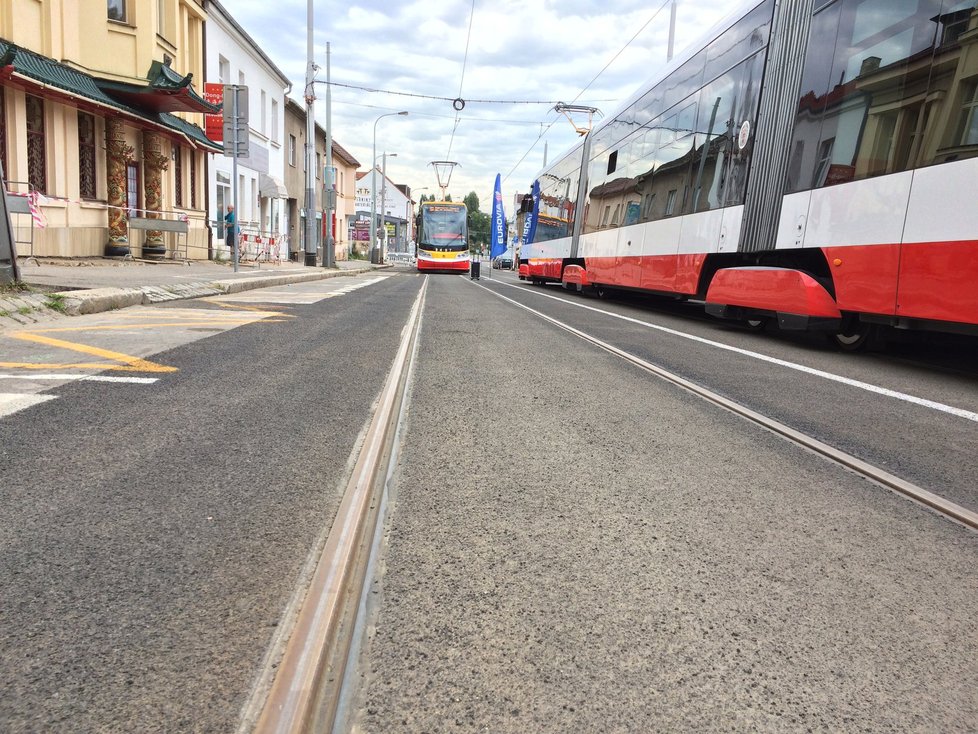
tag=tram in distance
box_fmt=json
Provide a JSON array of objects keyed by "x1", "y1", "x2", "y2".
[
  {"x1": 518, "y1": 0, "x2": 978, "y2": 349},
  {"x1": 416, "y1": 201, "x2": 470, "y2": 273}
]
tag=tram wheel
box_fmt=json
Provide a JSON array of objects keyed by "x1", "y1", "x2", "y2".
[
  {"x1": 831, "y1": 322, "x2": 877, "y2": 352},
  {"x1": 595, "y1": 285, "x2": 609, "y2": 299}
]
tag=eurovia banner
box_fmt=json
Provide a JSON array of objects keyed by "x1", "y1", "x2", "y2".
[
  {"x1": 490, "y1": 173, "x2": 507, "y2": 260},
  {"x1": 521, "y1": 179, "x2": 540, "y2": 248}
]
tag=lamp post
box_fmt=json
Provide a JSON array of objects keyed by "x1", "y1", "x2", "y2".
[{"x1": 371, "y1": 111, "x2": 408, "y2": 264}]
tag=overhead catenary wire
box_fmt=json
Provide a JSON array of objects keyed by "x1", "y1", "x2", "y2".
[
  {"x1": 322, "y1": 81, "x2": 571, "y2": 106},
  {"x1": 503, "y1": 0, "x2": 673, "y2": 183},
  {"x1": 445, "y1": 0, "x2": 477, "y2": 162}
]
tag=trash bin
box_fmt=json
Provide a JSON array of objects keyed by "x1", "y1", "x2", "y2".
[{"x1": 470, "y1": 260, "x2": 481, "y2": 280}]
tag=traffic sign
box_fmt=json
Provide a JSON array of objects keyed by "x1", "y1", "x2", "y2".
[{"x1": 222, "y1": 85, "x2": 249, "y2": 158}]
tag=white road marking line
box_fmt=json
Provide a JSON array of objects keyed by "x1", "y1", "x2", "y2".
[
  {"x1": 0, "y1": 393, "x2": 57, "y2": 418},
  {"x1": 493, "y1": 280, "x2": 978, "y2": 424},
  {"x1": 0, "y1": 373, "x2": 159, "y2": 384}
]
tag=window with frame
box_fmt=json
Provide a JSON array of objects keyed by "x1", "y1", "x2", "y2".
[
  {"x1": 156, "y1": 0, "x2": 171, "y2": 38},
  {"x1": 174, "y1": 146, "x2": 183, "y2": 206},
  {"x1": 289, "y1": 135, "x2": 296, "y2": 166},
  {"x1": 958, "y1": 79, "x2": 978, "y2": 147},
  {"x1": 107, "y1": 0, "x2": 127, "y2": 22},
  {"x1": 665, "y1": 189, "x2": 678, "y2": 216},
  {"x1": 78, "y1": 112, "x2": 97, "y2": 199},
  {"x1": 26, "y1": 95, "x2": 47, "y2": 194}
]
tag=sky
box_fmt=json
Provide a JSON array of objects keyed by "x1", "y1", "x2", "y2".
[{"x1": 229, "y1": 0, "x2": 737, "y2": 215}]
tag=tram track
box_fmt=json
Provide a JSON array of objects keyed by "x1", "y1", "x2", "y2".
[
  {"x1": 249, "y1": 277, "x2": 427, "y2": 734},
  {"x1": 474, "y1": 277, "x2": 978, "y2": 532}
]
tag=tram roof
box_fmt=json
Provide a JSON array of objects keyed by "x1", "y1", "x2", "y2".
[
  {"x1": 531, "y1": 0, "x2": 763, "y2": 183},
  {"x1": 603, "y1": 0, "x2": 763, "y2": 131}
]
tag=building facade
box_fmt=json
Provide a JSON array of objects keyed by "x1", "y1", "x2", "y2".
[
  {"x1": 0, "y1": 0, "x2": 218, "y2": 258},
  {"x1": 283, "y1": 97, "x2": 360, "y2": 262},
  {"x1": 204, "y1": 0, "x2": 290, "y2": 261},
  {"x1": 354, "y1": 167, "x2": 412, "y2": 256}
]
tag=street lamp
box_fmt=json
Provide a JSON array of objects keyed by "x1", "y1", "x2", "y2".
[
  {"x1": 379, "y1": 152, "x2": 397, "y2": 259},
  {"x1": 371, "y1": 111, "x2": 408, "y2": 264}
]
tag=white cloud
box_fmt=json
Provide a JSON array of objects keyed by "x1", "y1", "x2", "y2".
[{"x1": 227, "y1": 0, "x2": 734, "y2": 211}]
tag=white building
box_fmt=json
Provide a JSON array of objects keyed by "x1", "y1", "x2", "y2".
[
  {"x1": 205, "y1": 0, "x2": 291, "y2": 259},
  {"x1": 354, "y1": 167, "x2": 412, "y2": 253}
]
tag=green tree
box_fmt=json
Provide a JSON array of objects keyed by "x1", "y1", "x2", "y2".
[{"x1": 463, "y1": 191, "x2": 480, "y2": 214}]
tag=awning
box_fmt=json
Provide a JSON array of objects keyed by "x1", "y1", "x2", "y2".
[{"x1": 259, "y1": 173, "x2": 288, "y2": 199}]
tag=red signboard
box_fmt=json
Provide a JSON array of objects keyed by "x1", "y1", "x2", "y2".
[{"x1": 204, "y1": 83, "x2": 224, "y2": 143}]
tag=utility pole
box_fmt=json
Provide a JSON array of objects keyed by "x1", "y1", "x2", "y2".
[
  {"x1": 323, "y1": 42, "x2": 334, "y2": 268},
  {"x1": 303, "y1": 0, "x2": 317, "y2": 266},
  {"x1": 380, "y1": 152, "x2": 389, "y2": 259}
]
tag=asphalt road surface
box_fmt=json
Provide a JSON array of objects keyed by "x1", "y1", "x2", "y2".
[
  {"x1": 2, "y1": 269, "x2": 976, "y2": 732},
  {"x1": 348, "y1": 272, "x2": 978, "y2": 732}
]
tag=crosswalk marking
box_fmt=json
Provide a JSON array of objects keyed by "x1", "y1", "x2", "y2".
[
  {"x1": 0, "y1": 373, "x2": 158, "y2": 384},
  {"x1": 0, "y1": 392, "x2": 57, "y2": 418}
]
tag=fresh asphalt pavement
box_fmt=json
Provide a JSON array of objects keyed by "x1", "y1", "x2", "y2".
[
  {"x1": 0, "y1": 271, "x2": 421, "y2": 731},
  {"x1": 1, "y1": 268, "x2": 976, "y2": 731},
  {"x1": 349, "y1": 273, "x2": 978, "y2": 732}
]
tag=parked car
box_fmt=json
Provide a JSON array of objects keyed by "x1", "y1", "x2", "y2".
[{"x1": 492, "y1": 250, "x2": 514, "y2": 269}]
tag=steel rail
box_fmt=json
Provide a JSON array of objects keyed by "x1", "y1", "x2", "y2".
[
  {"x1": 254, "y1": 277, "x2": 428, "y2": 734},
  {"x1": 474, "y1": 279, "x2": 978, "y2": 532}
]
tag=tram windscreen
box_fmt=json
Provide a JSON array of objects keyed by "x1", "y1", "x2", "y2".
[{"x1": 420, "y1": 204, "x2": 468, "y2": 250}]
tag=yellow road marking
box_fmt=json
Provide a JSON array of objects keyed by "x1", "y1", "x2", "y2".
[
  {"x1": 1, "y1": 303, "x2": 286, "y2": 373},
  {"x1": 200, "y1": 298, "x2": 295, "y2": 317},
  {"x1": 0, "y1": 360, "x2": 172, "y2": 372},
  {"x1": 7, "y1": 332, "x2": 178, "y2": 373}
]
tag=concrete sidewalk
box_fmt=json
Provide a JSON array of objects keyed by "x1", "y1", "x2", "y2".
[{"x1": 0, "y1": 257, "x2": 382, "y2": 329}]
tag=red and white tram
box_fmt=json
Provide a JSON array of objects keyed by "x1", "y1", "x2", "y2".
[{"x1": 519, "y1": 0, "x2": 978, "y2": 347}]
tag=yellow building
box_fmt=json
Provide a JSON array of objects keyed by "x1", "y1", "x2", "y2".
[{"x1": 0, "y1": 0, "x2": 219, "y2": 258}]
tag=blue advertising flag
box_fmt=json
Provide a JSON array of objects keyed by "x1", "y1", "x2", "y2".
[
  {"x1": 490, "y1": 174, "x2": 507, "y2": 260},
  {"x1": 520, "y1": 179, "x2": 540, "y2": 248}
]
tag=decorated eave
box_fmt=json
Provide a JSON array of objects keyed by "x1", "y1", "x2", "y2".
[
  {"x1": 96, "y1": 60, "x2": 220, "y2": 115},
  {"x1": 0, "y1": 39, "x2": 222, "y2": 152}
]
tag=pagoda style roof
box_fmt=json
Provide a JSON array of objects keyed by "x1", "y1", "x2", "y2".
[
  {"x1": 96, "y1": 60, "x2": 220, "y2": 115},
  {"x1": 0, "y1": 39, "x2": 221, "y2": 151}
]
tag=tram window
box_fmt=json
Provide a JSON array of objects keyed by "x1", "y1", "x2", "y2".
[
  {"x1": 690, "y1": 74, "x2": 737, "y2": 213},
  {"x1": 665, "y1": 190, "x2": 678, "y2": 216},
  {"x1": 958, "y1": 80, "x2": 978, "y2": 147},
  {"x1": 703, "y1": 0, "x2": 774, "y2": 83},
  {"x1": 785, "y1": 0, "x2": 960, "y2": 191},
  {"x1": 642, "y1": 193, "x2": 656, "y2": 219},
  {"x1": 661, "y1": 49, "x2": 707, "y2": 111},
  {"x1": 607, "y1": 150, "x2": 618, "y2": 175}
]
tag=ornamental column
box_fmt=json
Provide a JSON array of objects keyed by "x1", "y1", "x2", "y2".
[
  {"x1": 104, "y1": 117, "x2": 131, "y2": 257},
  {"x1": 141, "y1": 131, "x2": 168, "y2": 259}
]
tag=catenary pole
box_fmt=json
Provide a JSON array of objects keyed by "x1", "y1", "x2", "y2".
[
  {"x1": 304, "y1": 0, "x2": 317, "y2": 266},
  {"x1": 323, "y1": 42, "x2": 334, "y2": 268}
]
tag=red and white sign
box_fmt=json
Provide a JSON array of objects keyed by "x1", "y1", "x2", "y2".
[{"x1": 204, "y1": 83, "x2": 224, "y2": 143}]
